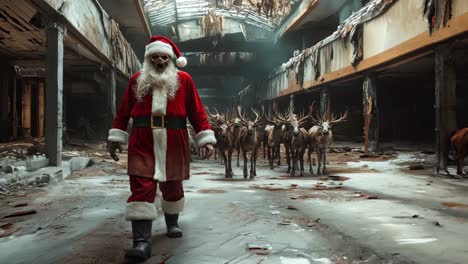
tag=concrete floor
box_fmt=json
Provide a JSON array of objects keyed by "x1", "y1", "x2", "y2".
[{"x1": 0, "y1": 145, "x2": 467, "y2": 264}]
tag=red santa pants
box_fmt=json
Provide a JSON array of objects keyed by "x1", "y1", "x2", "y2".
[{"x1": 125, "y1": 175, "x2": 185, "y2": 221}]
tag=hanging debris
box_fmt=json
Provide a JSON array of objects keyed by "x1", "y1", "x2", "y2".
[
  {"x1": 424, "y1": 0, "x2": 452, "y2": 34},
  {"x1": 202, "y1": 9, "x2": 224, "y2": 38}
]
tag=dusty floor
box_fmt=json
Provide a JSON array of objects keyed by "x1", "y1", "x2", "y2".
[{"x1": 0, "y1": 142, "x2": 467, "y2": 264}]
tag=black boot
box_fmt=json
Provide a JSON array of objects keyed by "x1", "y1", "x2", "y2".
[
  {"x1": 125, "y1": 220, "x2": 152, "y2": 261},
  {"x1": 164, "y1": 213, "x2": 182, "y2": 238}
]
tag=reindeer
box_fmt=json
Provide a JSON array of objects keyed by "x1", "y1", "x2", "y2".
[
  {"x1": 273, "y1": 109, "x2": 296, "y2": 173},
  {"x1": 308, "y1": 108, "x2": 348, "y2": 175},
  {"x1": 207, "y1": 107, "x2": 225, "y2": 162},
  {"x1": 450, "y1": 128, "x2": 468, "y2": 177},
  {"x1": 226, "y1": 108, "x2": 243, "y2": 167},
  {"x1": 264, "y1": 108, "x2": 284, "y2": 170},
  {"x1": 210, "y1": 116, "x2": 237, "y2": 178},
  {"x1": 287, "y1": 104, "x2": 314, "y2": 176},
  {"x1": 237, "y1": 106, "x2": 263, "y2": 179}
]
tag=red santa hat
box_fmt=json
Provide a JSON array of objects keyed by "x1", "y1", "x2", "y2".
[{"x1": 144, "y1": 35, "x2": 187, "y2": 68}]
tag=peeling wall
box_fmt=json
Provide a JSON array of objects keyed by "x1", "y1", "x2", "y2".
[
  {"x1": 43, "y1": 0, "x2": 141, "y2": 76},
  {"x1": 257, "y1": 0, "x2": 468, "y2": 102},
  {"x1": 452, "y1": 0, "x2": 468, "y2": 17},
  {"x1": 363, "y1": 0, "x2": 427, "y2": 59}
]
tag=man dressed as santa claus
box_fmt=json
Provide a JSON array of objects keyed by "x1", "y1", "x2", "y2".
[{"x1": 107, "y1": 35, "x2": 216, "y2": 261}]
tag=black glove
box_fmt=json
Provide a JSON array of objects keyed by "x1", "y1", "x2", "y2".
[{"x1": 108, "y1": 141, "x2": 123, "y2": 161}]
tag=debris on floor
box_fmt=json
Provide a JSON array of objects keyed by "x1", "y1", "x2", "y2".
[
  {"x1": 247, "y1": 242, "x2": 272, "y2": 255},
  {"x1": 197, "y1": 189, "x2": 226, "y2": 193},
  {"x1": 2, "y1": 209, "x2": 37, "y2": 218},
  {"x1": 441, "y1": 202, "x2": 468, "y2": 208}
]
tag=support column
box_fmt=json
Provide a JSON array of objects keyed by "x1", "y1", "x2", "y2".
[
  {"x1": 320, "y1": 87, "x2": 329, "y2": 118},
  {"x1": 109, "y1": 69, "x2": 117, "y2": 129},
  {"x1": 38, "y1": 80, "x2": 45, "y2": 137},
  {"x1": 45, "y1": 22, "x2": 65, "y2": 166},
  {"x1": 363, "y1": 74, "x2": 379, "y2": 152},
  {"x1": 289, "y1": 94, "x2": 294, "y2": 114},
  {"x1": 0, "y1": 72, "x2": 9, "y2": 139},
  {"x1": 435, "y1": 45, "x2": 457, "y2": 175},
  {"x1": 22, "y1": 80, "x2": 32, "y2": 138}
]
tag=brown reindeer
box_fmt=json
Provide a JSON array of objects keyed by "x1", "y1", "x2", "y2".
[
  {"x1": 237, "y1": 106, "x2": 263, "y2": 179},
  {"x1": 264, "y1": 109, "x2": 284, "y2": 169},
  {"x1": 451, "y1": 128, "x2": 468, "y2": 177},
  {"x1": 288, "y1": 104, "x2": 314, "y2": 176},
  {"x1": 226, "y1": 108, "x2": 243, "y2": 167},
  {"x1": 210, "y1": 116, "x2": 237, "y2": 178},
  {"x1": 207, "y1": 107, "x2": 225, "y2": 162},
  {"x1": 308, "y1": 108, "x2": 348, "y2": 175},
  {"x1": 274, "y1": 109, "x2": 295, "y2": 173}
]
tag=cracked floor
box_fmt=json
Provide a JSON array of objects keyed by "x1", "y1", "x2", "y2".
[{"x1": 1, "y1": 145, "x2": 468, "y2": 264}]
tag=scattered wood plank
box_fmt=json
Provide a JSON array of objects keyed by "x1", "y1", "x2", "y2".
[{"x1": 2, "y1": 210, "x2": 37, "y2": 218}]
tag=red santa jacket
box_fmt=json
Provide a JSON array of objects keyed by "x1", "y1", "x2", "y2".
[{"x1": 108, "y1": 71, "x2": 216, "y2": 181}]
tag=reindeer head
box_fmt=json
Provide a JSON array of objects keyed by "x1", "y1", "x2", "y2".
[
  {"x1": 237, "y1": 106, "x2": 263, "y2": 136},
  {"x1": 311, "y1": 106, "x2": 348, "y2": 135},
  {"x1": 277, "y1": 102, "x2": 314, "y2": 137}
]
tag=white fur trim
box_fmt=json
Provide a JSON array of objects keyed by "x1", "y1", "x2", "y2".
[
  {"x1": 153, "y1": 129, "x2": 167, "y2": 182},
  {"x1": 195, "y1": 129, "x2": 217, "y2": 147},
  {"x1": 161, "y1": 197, "x2": 185, "y2": 214},
  {"x1": 152, "y1": 86, "x2": 168, "y2": 182},
  {"x1": 108, "y1": 128, "x2": 128, "y2": 144},
  {"x1": 126, "y1": 202, "x2": 158, "y2": 220},
  {"x1": 176, "y1": 56, "x2": 187, "y2": 68},
  {"x1": 145, "y1": 41, "x2": 175, "y2": 58}
]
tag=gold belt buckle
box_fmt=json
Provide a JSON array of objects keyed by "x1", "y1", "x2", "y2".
[{"x1": 151, "y1": 114, "x2": 165, "y2": 129}]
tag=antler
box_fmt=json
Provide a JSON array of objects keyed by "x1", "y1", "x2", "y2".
[
  {"x1": 251, "y1": 107, "x2": 263, "y2": 125},
  {"x1": 330, "y1": 107, "x2": 348, "y2": 124},
  {"x1": 236, "y1": 106, "x2": 248, "y2": 125},
  {"x1": 298, "y1": 101, "x2": 315, "y2": 124}
]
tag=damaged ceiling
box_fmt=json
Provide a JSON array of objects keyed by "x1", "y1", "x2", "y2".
[{"x1": 144, "y1": 0, "x2": 301, "y2": 32}]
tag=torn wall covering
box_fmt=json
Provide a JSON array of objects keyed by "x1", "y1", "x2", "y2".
[
  {"x1": 43, "y1": 0, "x2": 141, "y2": 76},
  {"x1": 280, "y1": 0, "x2": 397, "y2": 84},
  {"x1": 424, "y1": 0, "x2": 452, "y2": 34}
]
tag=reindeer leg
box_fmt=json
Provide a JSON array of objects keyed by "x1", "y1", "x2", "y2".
[
  {"x1": 253, "y1": 151, "x2": 257, "y2": 177},
  {"x1": 317, "y1": 148, "x2": 322, "y2": 175},
  {"x1": 277, "y1": 145, "x2": 281, "y2": 166},
  {"x1": 286, "y1": 146, "x2": 291, "y2": 173},
  {"x1": 300, "y1": 149, "x2": 305, "y2": 177},
  {"x1": 237, "y1": 147, "x2": 240, "y2": 167},
  {"x1": 268, "y1": 146, "x2": 274, "y2": 170},
  {"x1": 243, "y1": 150, "x2": 248, "y2": 179},
  {"x1": 224, "y1": 151, "x2": 229, "y2": 178},
  {"x1": 250, "y1": 152, "x2": 254, "y2": 179},
  {"x1": 323, "y1": 149, "x2": 328, "y2": 175},
  {"x1": 228, "y1": 149, "x2": 233, "y2": 178},
  {"x1": 308, "y1": 146, "x2": 313, "y2": 175}
]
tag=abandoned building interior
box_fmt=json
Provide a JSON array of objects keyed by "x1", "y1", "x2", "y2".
[{"x1": 0, "y1": 0, "x2": 468, "y2": 263}]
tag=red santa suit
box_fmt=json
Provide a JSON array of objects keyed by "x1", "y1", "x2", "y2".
[{"x1": 108, "y1": 36, "x2": 216, "y2": 220}]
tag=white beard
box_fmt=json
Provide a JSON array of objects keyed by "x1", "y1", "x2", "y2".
[{"x1": 135, "y1": 59, "x2": 179, "y2": 102}]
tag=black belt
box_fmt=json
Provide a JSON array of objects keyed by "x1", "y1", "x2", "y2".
[{"x1": 132, "y1": 115, "x2": 187, "y2": 129}]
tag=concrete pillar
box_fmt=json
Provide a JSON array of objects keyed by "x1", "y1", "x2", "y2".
[
  {"x1": 320, "y1": 87, "x2": 329, "y2": 119},
  {"x1": 363, "y1": 74, "x2": 379, "y2": 152},
  {"x1": 38, "y1": 81, "x2": 45, "y2": 137},
  {"x1": 435, "y1": 45, "x2": 457, "y2": 175},
  {"x1": 45, "y1": 22, "x2": 65, "y2": 166},
  {"x1": 0, "y1": 72, "x2": 9, "y2": 139},
  {"x1": 289, "y1": 94, "x2": 294, "y2": 114},
  {"x1": 108, "y1": 69, "x2": 117, "y2": 130},
  {"x1": 22, "y1": 80, "x2": 32, "y2": 138}
]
